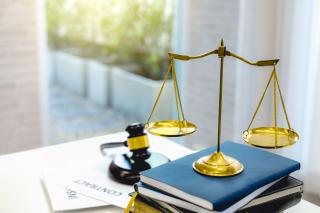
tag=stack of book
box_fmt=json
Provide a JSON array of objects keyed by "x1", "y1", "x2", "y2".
[{"x1": 131, "y1": 142, "x2": 303, "y2": 213}]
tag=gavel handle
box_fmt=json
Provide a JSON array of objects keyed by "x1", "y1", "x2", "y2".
[{"x1": 100, "y1": 141, "x2": 127, "y2": 150}]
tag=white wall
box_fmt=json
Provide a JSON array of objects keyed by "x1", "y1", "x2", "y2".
[
  {"x1": 0, "y1": 0, "x2": 45, "y2": 154},
  {"x1": 234, "y1": 0, "x2": 279, "y2": 143},
  {"x1": 176, "y1": 0, "x2": 240, "y2": 149},
  {"x1": 236, "y1": 0, "x2": 320, "y2": 204},
  {"x1": 176, "y1": 0, "x2": 296, "y2": 150}
]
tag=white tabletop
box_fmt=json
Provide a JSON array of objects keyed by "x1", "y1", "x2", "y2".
[
  {"x1": 0, "y1": 132, "x2": 192, "y2": 213},
  {"x1": 0, "y1": 132, "x2": 319, "y2": 213}
]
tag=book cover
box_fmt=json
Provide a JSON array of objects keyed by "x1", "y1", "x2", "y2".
[
  {"x1": 254, "y1": 176, "x2": 303, "y2": 198},
  {"x1": 133, "y1": 192, "x2": 302, "y2": 213},
  {"x1": 135, "y1": 176, "x2": 303, "y2": 212},
  {"x1": 237, "y1": 193, "x2": 302, "y2": 213},
  {"x1": 140, "y1": 141, "x2": 300, "y2": 211},
  {"x1": 239, "y1": 176, "x2": 303, "y2": 209},
  {"x1": 135, "y1": 180, "x2": 278, "y2": 213}
]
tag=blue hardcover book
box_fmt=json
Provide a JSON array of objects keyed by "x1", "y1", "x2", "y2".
[{"x1": 140, "y1": 141, "x2": 300, "y2": 212}]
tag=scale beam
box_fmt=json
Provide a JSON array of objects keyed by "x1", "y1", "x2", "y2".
[
  {"x1": 168, "y1": 49, "x2": 279, "y2": 67},
  {"x1": 168, "y1": 50, "x2": 218, "y2": 61},
  {"x1": 228, "y1": 52, "x2": 279, "y2": 66}
]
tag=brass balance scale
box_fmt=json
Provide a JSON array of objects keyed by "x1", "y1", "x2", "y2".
[{"x1": 145, "y1": 40, "x2": 299, "y2": 177}]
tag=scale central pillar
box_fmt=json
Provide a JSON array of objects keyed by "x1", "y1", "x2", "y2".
[{"x1": 192, "y1": 40, "x2": 244, "y2": 176}]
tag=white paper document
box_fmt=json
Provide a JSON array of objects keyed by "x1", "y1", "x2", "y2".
[
  {"x1": 43, "y1": 179, "x2": 108, "y2": 211},
  {"x1": 43, "y1": 168, "x2": 133, "y2": 211}
]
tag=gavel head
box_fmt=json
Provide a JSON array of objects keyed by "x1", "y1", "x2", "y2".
[{"x1": 125, "y1": 123, "x2": 151, "y2": 161}]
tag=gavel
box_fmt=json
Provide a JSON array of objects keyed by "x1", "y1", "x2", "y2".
[{"x1": 100, "y1": 123, "x2": 170, "y2": 185}]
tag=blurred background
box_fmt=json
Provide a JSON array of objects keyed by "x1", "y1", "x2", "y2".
[{"x1": 0, "y1": 0, "x2": 319, "y2": 205}]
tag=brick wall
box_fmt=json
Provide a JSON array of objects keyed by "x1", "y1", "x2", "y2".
[{"x1": 0, "y1": 0, "x2": 43, "y2": 154}]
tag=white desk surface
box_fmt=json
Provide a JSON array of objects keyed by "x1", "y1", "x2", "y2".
[{"x1": 0, "y1": 132, "x2": 319, "y2": 213}]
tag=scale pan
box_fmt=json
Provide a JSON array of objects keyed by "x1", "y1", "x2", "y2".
[
  {"x1": 243, "y1": 127, "x2": 299, "y2": 149},
  {"x1": 145, "y1": 120, "x2": 197, "y2": 137}
]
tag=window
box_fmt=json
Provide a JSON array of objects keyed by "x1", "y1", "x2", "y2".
[{"x1": 46, "y1": 0, "x2": 175, "y2": 144}]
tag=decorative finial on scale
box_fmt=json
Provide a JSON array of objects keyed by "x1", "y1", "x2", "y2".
[{"x1": 220, "y1": 39, "x2": 224, "y2": 46}]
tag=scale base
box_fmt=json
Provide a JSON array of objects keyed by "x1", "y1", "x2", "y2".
[
  {"x1": 109, "y1": 152, "x2": 169, "y2": 185},
  {"x1": 193, "y1": 152, "x2": 244, "y2": 177}
]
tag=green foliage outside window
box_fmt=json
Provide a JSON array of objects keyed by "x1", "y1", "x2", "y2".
[{"x1": 46, "y1": 0, "x2": 174, "y2": 80}]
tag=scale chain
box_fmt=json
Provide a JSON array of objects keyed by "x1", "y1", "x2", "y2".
[
  {"x1": 246, "y1": 66, "x2": 292, "y2": 137},
  {"x1": 146, "y1": 61, "x2": 173, "y2": 125},
  {"x1": 172, "y1": 65, "x2": 182, "y2": 124},
  {"x1": 273, "y1": 66, "x2": 278, "y2": 147},
  {"x1": 145, "y1": 60, "x2": 187, "y2": 129},
  {"x1": 172, "y1": 62, "x2": 187, "y2": 125},
  {"x1": 247, "y1": 69, "x2": 275, "y2": 131},
  {"x1": 274, "y1": 70, "x2": 292, "y2": 129}
]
